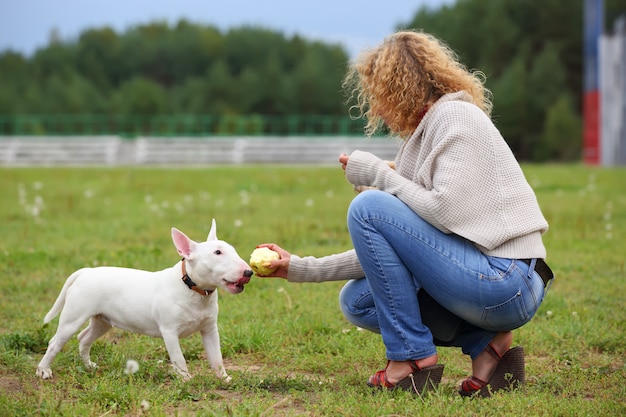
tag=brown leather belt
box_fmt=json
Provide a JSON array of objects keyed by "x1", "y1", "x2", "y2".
[{"x1": 521, "y1": 258, "x2": 554, "y2": 287}]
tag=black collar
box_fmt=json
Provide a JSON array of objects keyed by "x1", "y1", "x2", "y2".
[{"x1": 181, "y1": 258, "x2": 214, "y2": 296}]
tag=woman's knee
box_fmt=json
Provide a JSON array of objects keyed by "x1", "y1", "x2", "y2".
[
  {"x1": 339, "y1": 279, "x2": 365, "y2": 314},
  {"x1": 338, "y1": 279, "x2": 380, "y2": 333},
  {"x1": 347, "y1": 190, "x2": 391, "y2": 220}
]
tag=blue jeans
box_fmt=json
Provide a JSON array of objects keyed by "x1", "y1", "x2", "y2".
[{"x1": 342, "y1": 190, "x2": 546, "y2": 360}]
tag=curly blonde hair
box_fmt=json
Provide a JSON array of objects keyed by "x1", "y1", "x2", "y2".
[{"x1": 343, "y1": 30, "x2": 493, "y2": 138}]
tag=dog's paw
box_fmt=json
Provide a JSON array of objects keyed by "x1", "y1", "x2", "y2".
[
  {"x1": 223, "y1": 374, "x2": 232, "y2": 383},
  {"x1": 85, "y1": 360, "x2": 98, "y2": 370},
  {"x1": 36, "y1": 367, "x2": 53, "y2": 379}
]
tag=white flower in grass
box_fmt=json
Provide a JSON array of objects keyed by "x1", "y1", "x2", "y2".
[
  {"x1": 546, "y1": 310, "x2": 553, "y2": 318},
  {"x1": 239, "y1": 190, "x2": 250, "y2": 205},
  {"x1": 305, "y1": 198, "x2": 314, "y2": 207},
  {"x1": 124, "y1": 359, "x2": 140, "y2": 375},
  {"x1": 234, "y1": 219, "x2": 243, "y2": 227},
  {"x1": 140, "y1": 400, "x2": 150, "y2": 411}
]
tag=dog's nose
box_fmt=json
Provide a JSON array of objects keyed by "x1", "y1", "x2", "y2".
[{"x1": 244, "y1": 269, "x2": 253, "y2": 278}]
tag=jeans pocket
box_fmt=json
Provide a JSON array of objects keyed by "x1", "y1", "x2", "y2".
[{"x1": 481, "y1": 290, "x2": 530, "y2": 331}]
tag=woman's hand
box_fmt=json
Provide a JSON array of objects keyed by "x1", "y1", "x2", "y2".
[
  {"x1": 254, "y1": 243, "x2": 291, "y2": 279},
  {"x1": 339, "y1": 153, "x2": 350, "y2": 171}
]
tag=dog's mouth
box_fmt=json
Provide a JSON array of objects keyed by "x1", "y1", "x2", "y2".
[{"x1": 224, "y1": 275, "x2": 251, "y2": 294}]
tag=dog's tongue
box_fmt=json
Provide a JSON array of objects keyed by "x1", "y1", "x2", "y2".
[{"x1": 237, "y1": 275, "x2": 251, "y2": 286}]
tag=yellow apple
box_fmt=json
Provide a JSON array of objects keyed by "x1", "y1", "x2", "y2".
[{"x1": 249, "y1": 247, "x2": 280, "y2": 276}]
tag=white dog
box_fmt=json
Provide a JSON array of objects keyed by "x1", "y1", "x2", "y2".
[{"x1": 36, "y1": 219, "x2": 252, "y2": 381}]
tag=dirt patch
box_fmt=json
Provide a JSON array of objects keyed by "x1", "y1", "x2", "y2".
[{"x1": 0, "y1": 375, "x2": 23, "y2": 394}]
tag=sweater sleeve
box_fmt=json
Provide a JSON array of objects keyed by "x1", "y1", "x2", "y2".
[{"x1": 286, "y1": 249, "x2": 364, "y2": 283}]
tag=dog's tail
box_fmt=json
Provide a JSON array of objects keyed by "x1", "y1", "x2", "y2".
[{"x1": 43, "y1": 269, "x2": 86, "y2": 324}]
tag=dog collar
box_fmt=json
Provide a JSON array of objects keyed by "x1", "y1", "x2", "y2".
[{"x1": 181, "y1": 258, "x2": 214, "y2": 296}]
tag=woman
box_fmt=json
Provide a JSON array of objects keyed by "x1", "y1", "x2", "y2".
[{"x1": 256, "y1": 30, "x2": 552, "y2": 397}]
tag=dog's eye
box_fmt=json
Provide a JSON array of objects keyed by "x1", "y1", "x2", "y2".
[{"x1": 214, "y1": 250, "x2": 222, "y2": 255}]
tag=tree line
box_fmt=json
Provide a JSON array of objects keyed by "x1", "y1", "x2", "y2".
[{"x1": 0, "y1": 0, "x2": 624, "y2": 161}]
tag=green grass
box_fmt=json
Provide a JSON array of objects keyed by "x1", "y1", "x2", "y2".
[{"x1": 0, "y1": 164, "x2": 624, "y2": 416}]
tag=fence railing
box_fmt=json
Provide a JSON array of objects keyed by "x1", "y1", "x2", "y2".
[
  {"x1": 0, "y1": 136, "x2": 401, "y2": 166},
  {"x1": 0, "y1": 114, "x2": 374, "y2": 137}
]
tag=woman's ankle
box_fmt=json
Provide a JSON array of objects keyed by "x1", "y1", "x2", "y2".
[{"x1": 471, "y1": 332, "x2": 512, "y2": 382}]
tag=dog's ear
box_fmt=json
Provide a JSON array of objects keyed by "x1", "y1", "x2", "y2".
[
  {"x1": 207, "y1": 218, "x2": 217, "y2": 241},
  {"x1": 171, "y1": 228, "x2": 196, "y2": 258}
]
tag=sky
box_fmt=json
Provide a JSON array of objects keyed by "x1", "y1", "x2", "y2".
[{"x1": 0, "y1": 0, "x2": 454, "y2": 57}]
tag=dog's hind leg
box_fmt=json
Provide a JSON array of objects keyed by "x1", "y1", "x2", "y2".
[
  {"x1": 36, "y1": 315, "x2": 89, "y2": 379},
  {"x1": 78, "y1": 316, "x2": 112, "y2": 370}
]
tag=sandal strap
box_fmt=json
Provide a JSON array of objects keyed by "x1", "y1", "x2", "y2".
[
  {"x1": 370, "y1": 369, "x2": 395, "y2": 388},
  {"x1": 484, "y1": 342, "x2": 504, "y2": 362},
  {"x1": 460, "y1": 376, "x2": 488, "y2": 392},
  {"x1": 408, "y1": 360, "x2": 422, "y2": 373}
]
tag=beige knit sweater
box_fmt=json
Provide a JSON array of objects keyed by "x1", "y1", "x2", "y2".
[{"x1": 287, "y1": 91, "x2": 548, "y2": 283}]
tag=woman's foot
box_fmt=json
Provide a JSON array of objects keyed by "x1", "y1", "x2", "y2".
[
  {"x1": 369, "y1": 354, "x2": 439, "y2": 386},
  {"x1": 460, "y1": 331, "x2": 526, "y2": 397},
  {"x1": 367, "y1": 354, "x2": 444, "y2": 395}
]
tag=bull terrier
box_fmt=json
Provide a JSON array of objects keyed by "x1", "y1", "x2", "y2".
[{"x1": 36, "y1": 219, "x2": 252, "y2": 381}]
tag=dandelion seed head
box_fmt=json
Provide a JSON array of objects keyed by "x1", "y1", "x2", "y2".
[
  {"x1": 124, "y1": 359, "x2": 139, "y2": 374},
  {"x1": 239, "y1": 190, "x2": 250, "y2": 205},
  {"x1": 140, "y1": 400, "x2": 150, "y2": 411}
]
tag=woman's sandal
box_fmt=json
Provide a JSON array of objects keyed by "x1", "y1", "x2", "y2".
[
  {"x1": 367, "y1": 360, "x2": 445, "y2": 395},
  {"x1": 459, "y1": 345, "x2": 525, "y2": 398}
]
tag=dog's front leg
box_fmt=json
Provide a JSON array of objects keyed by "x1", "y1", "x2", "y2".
[
  {"x1": 201, "y1": 325, "x2": 230, "y2": 382},
  {"x1": 161, "y1": 331, "x2": 192, "y2": 381}
]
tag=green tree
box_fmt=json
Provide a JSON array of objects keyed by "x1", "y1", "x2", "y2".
[
  {"x1": 109, "y1": 77, "x2": 169, "y2": 114},
  {"x1": 538, "y1": 95, "x2": 582, "y2": 162}
]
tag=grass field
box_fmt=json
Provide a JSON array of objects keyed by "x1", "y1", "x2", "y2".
[{"x1": 0, "y1": 164, "x2": 624, "y2": 416}]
